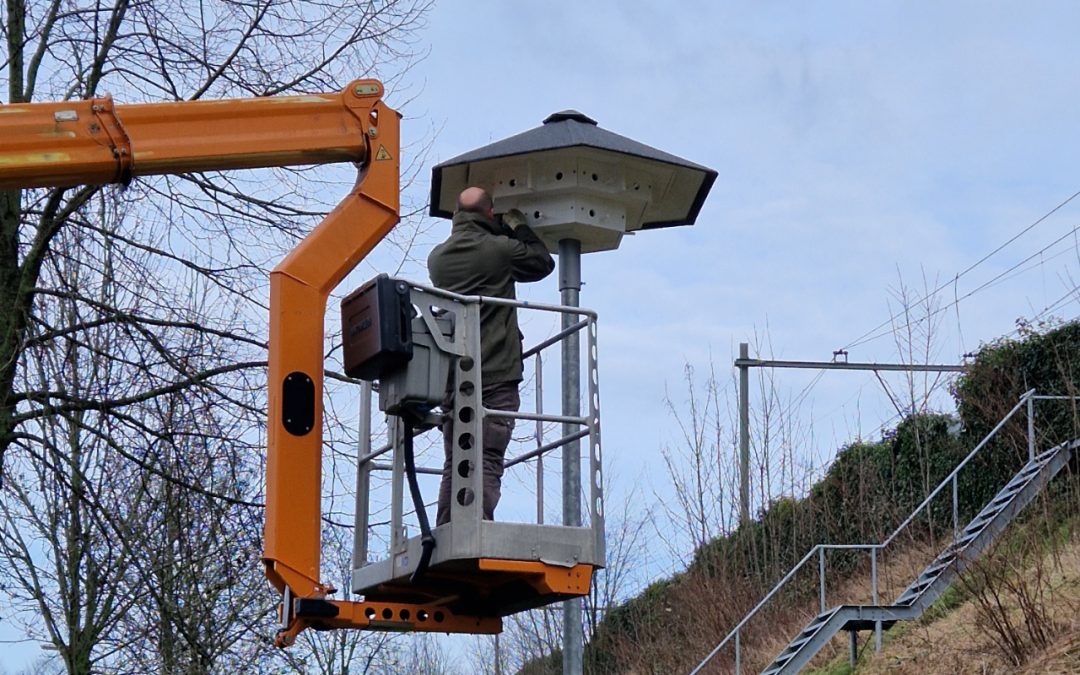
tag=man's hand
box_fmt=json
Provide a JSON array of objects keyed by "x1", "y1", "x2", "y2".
[{"x1": 502, "y1": 208, "x2": 528, "y2": 229}]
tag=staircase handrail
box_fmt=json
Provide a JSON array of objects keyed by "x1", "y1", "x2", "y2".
[
  {"x1": 881, "y1": 388, "x2": 1035, "y2": 548},
  {"x1": 690, "y1": 388, "x2": 1037, "y2": 674}
]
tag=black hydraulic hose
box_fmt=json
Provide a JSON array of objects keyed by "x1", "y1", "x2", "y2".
[{"x1": 402, "y1": 418, "x2": 436, "y2": 583}]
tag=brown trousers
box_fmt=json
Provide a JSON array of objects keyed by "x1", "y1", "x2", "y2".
[{"x1": 436, "y1": 381, "x2": 520, "y2": 526}]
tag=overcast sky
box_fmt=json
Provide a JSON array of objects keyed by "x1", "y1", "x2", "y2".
[{"x1": 8, "y1": 1, "x2": 1080, "y2": 671}]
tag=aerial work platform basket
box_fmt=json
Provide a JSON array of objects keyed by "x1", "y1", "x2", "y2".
[{"x1": 343, "y1": 278, "x2": 606, "y2": 631}]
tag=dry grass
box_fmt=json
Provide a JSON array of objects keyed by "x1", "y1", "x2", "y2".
[
  {"x1": 684, "y1": 537, "x2": 957, "y2": 673},
  {"x1": 851, "y1": 530, "x2": 1080, "y2": 675}
]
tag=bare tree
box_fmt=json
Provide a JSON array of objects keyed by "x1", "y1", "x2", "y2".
[
  {"x1": 1, "y1": 1, "x2": 433, "y2": 672},
  {"x1": 0, "y1": 0, "x2": 433, "y2": 496},
  {"x1": 656, "y1": 363, "x2": 729, "y2": 560},
  {"x1": 656, "y1": 340, "x2": 818, "y2": 574},
  {"x1": 1, "y1": 220, "x2": 159, "y2": 672},
  {"x1": 879, "y1": 270, "x2": 955, "y2": 499},
  {"x1": 585, "y1": 479, "x2": 652, "y2": 644}
]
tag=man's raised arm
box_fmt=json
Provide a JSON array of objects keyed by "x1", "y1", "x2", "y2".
[{"x1": 502, "y1": 209, "x2": 555, "y2": 282}]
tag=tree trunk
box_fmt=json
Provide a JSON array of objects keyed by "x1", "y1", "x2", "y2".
[{"x1": 0, "y1": 189, "x2": 22, "y2": 480}]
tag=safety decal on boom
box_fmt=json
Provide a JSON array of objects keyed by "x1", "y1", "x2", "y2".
[{"x1": 375, "y1": 145, "x2": 393, "y2": 161}]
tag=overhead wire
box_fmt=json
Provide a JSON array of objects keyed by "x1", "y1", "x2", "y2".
[
  {"x1": 846, "y1": 218, "x2": 1080, "y2": 350},
  {"x1": 840, "y1": 189, "x2": 1080, "y2": 351},
  {"x1": 1008, "y1": 284, "x2": 1080, "y2": 336}
]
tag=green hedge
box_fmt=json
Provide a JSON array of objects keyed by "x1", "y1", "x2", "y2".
[{"x1": 953, "y1": 321, "x2": 1080, "y2": 512}]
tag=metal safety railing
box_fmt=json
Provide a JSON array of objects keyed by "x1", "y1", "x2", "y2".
[
  {"x1": 691, "y1": 389, "x2": 1076, "y2": 674},
  {"x1": 352, "y1": 279, "x2": 605, "y2": 570}
]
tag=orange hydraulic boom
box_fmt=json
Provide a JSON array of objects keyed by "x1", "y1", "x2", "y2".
[{"x1": 0, "y1": 81, "x2": 499, "y2": 644}]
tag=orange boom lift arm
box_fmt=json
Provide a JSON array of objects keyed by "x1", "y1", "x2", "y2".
[{"x1": 0, "y1": 80, "x2": 494, "y2": 644}]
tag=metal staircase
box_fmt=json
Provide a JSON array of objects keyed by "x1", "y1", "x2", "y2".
[{"x1": 690, "y1": 391, "x2": 1080, "y2": 675}]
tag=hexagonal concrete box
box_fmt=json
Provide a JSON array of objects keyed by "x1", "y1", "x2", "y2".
[{"x1": 430, "y1": 111, "x2": 717, "y2": 254}]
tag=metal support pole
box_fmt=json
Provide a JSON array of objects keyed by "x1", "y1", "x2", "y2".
[
  {"x1": 849, "y1": 630, "x2": 858, "y2": 667},
  {"x1": 559, "y1": 238, "x2": 583, "y2": 675},
  {"x1": 1027, "y1": 393, "x2": 1036, "y2": 463},
  {"x1": 739, "y1": 342, "x2": 750, "y2": 525}
]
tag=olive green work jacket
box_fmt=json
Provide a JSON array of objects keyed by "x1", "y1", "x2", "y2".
[{"x1": 428, "y1": 211, "x2": 555, "y2": 385}]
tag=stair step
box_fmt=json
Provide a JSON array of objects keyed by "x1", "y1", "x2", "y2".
[
  {"x1": 775, "y1": 644, "x2": 799, "y2": 661},
  {"x1": 949, "y1": 533, "x2": 977, "y2": 551},
  {"x1": 787, "y1": 635, "x2": 811, "y2": 651},
  {"x1": 770, "y1": 612, "x2": 835, "y2": 668},
  {"x1": 1003, "y1": 466, "x2": 1037, "y2": 489},
  {"x1": 793, "y1": 621, "x2": 826, "y2": 642},
  {"x1": 924, "y1": 559, "x2": 951, "y2": 576},
  {"x1": 992, "y1": 490, "x2": 1018, "y2": 506},
  {"x1": 1022, "y1": 463, "x2": 1042, "y2": 476},
  {"x1": 808, "y1": 612, "x2": 832, "y2": 627},
  {"x1": 1038, "y1": 446, "x2": 1060, "y2": 460}
]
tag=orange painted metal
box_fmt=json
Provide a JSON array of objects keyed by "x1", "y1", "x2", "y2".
[
  {"x1": 274, "y1": 599, "x2": 501, "y2": 647},
  {"x1": 478, "y1": 559, "x2": 594, "y2": 596},
  {"x1": 262, "y1": 84, "x2": 401, "y2": 645},
  {"x1": 271, "y1": 559, "x2": 594, "y2": 646},
  {"x1": 0, "y1": 83, "x2": 373, "y2": 190}
]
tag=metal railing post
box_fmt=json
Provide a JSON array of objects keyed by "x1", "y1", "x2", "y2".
[
  {"x1": 587, "y1": 317, "x2": 605, "y2": 562},
  {"x1": 735, "y1": 629, "x2": 741, "y2": 674},
  {"x1": 819, "y1": 547, "x2": 826, "y2": 613},
  {"x1": 1027, "y1": 392, "x2": 1036, "y2": 463},
  {"x1": 352, "y1": 382, "x2": 373, "y2": 573},
  {"x1": 952, "y1": 475, "x2": 959, "y2": 537},
  {"x1": 389, "y1": 418, "x2": 405, "y2": 554},
  {"x1": 535, "y1": 354, "x2": 544, "y2": 525},
  {"x1": 872, "y1": 547, "x2": 881, "y2": 652}
]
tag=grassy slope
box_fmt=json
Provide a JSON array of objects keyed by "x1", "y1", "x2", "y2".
[
  {"x1": 579, "y1": 324, "x2": 1080, "y2": 674},
  {"x1": 806, "y1": 514, "x2": 1080, "y2": 675}
]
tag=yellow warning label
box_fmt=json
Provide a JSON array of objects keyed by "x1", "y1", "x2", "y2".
[{"x1": 375, "y1": 145, "x2": 393, "y2": 161}]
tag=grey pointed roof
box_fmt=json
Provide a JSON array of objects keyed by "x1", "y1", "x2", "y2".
[{"x1": 429, "y1": 111, "x2": 717, "y2": 228}]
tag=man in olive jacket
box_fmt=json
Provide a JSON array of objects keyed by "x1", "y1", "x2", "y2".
[{"x1": 430, "y1": 186, "x2": 555, "y2": 525}]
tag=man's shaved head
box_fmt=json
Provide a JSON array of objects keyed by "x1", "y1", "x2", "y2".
[{"x1": 456, "y1": 187, "x2": 494, "y2": 215}]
